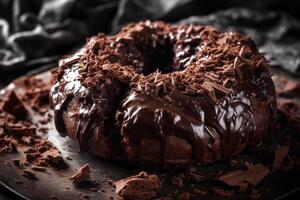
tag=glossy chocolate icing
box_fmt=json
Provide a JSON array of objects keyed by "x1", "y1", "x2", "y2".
[{"x1": 50, "y1": 21, "x2": 276, "y2": 167}]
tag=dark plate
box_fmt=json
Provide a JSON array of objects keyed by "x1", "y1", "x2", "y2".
[{"x1": 0, "y1": 69, "x2": 300, "y2": 200}]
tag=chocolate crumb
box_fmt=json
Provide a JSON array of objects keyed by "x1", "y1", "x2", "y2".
[
  {"x1": 31, "y1": 165, "x2": 47, "y2": 172},
  {"x1": 70, "y1": 164, "x2": 91, "y2": 184},
  {"x1": 15, "y1": 179, "x2": 23, "y2": 184},
  {"x1": 66, "y1": 156, "x2": 73, "y2": 160},
  {"x1": 90, "y1": 187, "x2": 98, "y2": 192},
  {"x1": 218, "y1": 164, "x2": 269, "y2": 187},
  {"x1": 1, "y1": 90, "x2": 28, "y2": 119},
  {"x1": 115, "y1": 172, "x2": 160, "y2": 200},
  {"x1": 100, "y1": 189, "x2": 106, "y2": 193},
  {"x1": 5, "y1": 161, "x2": 11, "y2": 166},
  {"x1": 192, "y1": 188, "x2": 206, "y2": 196},
  {"x1": 79, "y1": 193, "x2": 90, "y2": 199},
  {"x1": 5, "y1": 123, "x2": 36, "y2": 136},
  {"x1": 20, "y1": 136, "x2": 34, "y2": 145},
  {"x1": 22, "y1": 169, "x2": 37, "y2": 180},
  {"x1": 107, "y1": 179, "x2": 114, "y2": 185},
  {"x1": 41, "y1": 148, "x2": 62, "y2": 164},
  {"x1": 12, "y1": 159, "x2": 22, "y2": 167},
  {"x1": 213, "y1": 188, "x2": 234, "y2": 197}
]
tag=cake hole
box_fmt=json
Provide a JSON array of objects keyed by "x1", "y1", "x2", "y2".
[
  {"x1": 132, "y1": 37, "x2": 201, "y2": 75},
  {"x1": 139, "y1": 39, "x2": 175, "y2": 75},
  {"x1": 114, "y1": 32, "x2": 201, "y2": 76}
]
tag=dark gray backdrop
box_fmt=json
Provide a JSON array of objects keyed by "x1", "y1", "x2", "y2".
[{"x1": 0, "y1": 0, "x2": 300, "y2": 80}]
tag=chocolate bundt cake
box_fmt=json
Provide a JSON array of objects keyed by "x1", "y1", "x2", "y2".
[{"x1": 50, "y1": 21, "x2": 276, "y2": 167}]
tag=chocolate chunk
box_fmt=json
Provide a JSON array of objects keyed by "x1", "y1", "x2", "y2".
[
  {"x1": 41, "y1": 148, "x2": 62, "y2": 164},
  {"x1": 0, "y1": 137, "x2": 17, "y2": 154},
  {"x1": 70, "y1": 164, "x2": 91, "y2": 184},
  {"x1": 20, "y1": 135, "x2": 34, "y2": 145},
  {"x1": 12, "y1": 159, "x2": 22, "y2": 167},
  {"x1": 1, "y1": 90, "x2": 28, "y2": 119},
  {"x1": 22, "y1": 169, "x2": 37, "y2": 180},
  {"x1": 90, "y1": 187, "x2": 98, "y2": 192},
  {"x1": 26, "y1": 152, "x2": 40, "y2": 162},
  {"x1": 5, "y1": 122, "x2": 36, "y2": 136},
  {"x1": 115, "y1": 172, "x2": 161, "y2": 200},
  {"x1": 24, "y1": 147, "x2": 38, "y2": 153},
  {"x1": 30, "y1": 88, "x2": 50, "y2": 114},
  {"x1": 218, "y1": 164, "x2": 270, "y2": 187}
]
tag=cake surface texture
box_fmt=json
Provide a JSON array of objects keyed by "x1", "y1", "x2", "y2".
[{"x1": 50, "y1": 21, "x2": 276, "y2": 168}]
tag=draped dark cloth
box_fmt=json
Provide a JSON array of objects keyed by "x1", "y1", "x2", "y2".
[{"x1": 0, "y1": 0, "x2": 300, "y2": 77}]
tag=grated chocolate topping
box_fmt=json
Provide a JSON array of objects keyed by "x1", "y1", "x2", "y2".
[{"x1": 64, "y1": 21, "x2": 270, "y2": 100}]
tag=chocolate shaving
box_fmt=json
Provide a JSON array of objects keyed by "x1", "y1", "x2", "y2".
[
  {"x1": 20, "y1": 135, "x2": 34, "y2": 145},
  {"x1": 55, "y1": 21, "x2": 269, "y2": 99},
  {"x1": 209, "y1": 82, "x2": 229, "y2": 95},
  {"x1": 222, "y1": 64, "x2": 235, "y2": 76},
  {"x1": 201, "y1": 82, "x2": 216, "y2": 101}
]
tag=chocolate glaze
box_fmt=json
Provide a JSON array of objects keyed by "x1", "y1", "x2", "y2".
[
  {"x1": 119, "y1": 84, "x2": 273, "y2": 166},
  {"x1": 50, "y1": 21, "x2": 276, "y2": 167}
]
